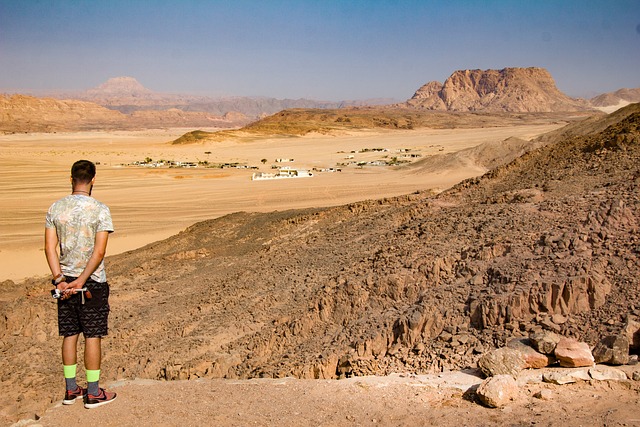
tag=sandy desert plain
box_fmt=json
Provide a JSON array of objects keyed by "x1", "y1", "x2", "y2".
[{"x1": 0, "y1": 122, "x2": 564, "y2": 283}]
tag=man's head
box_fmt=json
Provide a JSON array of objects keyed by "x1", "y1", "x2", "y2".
[{"x1": 71, "y1": 160, "x2": 96, "y2": 186}]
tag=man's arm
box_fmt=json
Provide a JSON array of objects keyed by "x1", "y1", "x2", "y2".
[
  {"x1": 44, "y1": 227, "x2": 63, "y2": 279},
  {"x1": 67, "y1": 230, "x2": 110, "y2": 289}
]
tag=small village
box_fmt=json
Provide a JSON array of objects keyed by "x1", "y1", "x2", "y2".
[{"x1": 126, "y1": 147, "x2": 424, "y2": 180}]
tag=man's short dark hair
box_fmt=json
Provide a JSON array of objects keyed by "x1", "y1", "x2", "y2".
[{"x1": 71, "y1": 160, "x2": 96, "y2": 185}]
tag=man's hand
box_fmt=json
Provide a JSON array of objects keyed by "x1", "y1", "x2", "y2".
[{"x1": 57, "y1": 281, "x2": 83, "y2": 300}]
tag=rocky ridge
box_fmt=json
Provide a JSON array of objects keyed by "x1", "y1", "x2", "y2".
[
  {"x1": 0, "y1": 94, "x2": 248, "y2": 133},
  {"x1": 1, "y1": 104, "x2": 639, "y2": 422},
  {"x1": 178, "y1": 109, "x2": 588, "y2": 142}
]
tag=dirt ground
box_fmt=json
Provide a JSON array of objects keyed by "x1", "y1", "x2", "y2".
[
  {"x1": 25, "y1": 368, "x2": 640, "y2": 427},
  {"x1": 4, "y1": 116, "x2": 640, "y2": 427}
]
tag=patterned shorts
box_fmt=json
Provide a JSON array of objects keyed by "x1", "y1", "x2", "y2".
[{"x1": 57, "y1": 279, "x2": 110, "y2": 338}]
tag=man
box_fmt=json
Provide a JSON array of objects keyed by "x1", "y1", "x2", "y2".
[{"x1": 45, "y1": 160, "x2": 116, "y2": 409}]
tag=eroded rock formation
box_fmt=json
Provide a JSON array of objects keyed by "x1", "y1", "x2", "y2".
[{"x1": 407, "y1": 67, "x2": 591, "y2": 112}]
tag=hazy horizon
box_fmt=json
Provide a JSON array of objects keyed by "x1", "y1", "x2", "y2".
[{"x1": 1, "y1": 0, "x2": 639, "y2": 101}]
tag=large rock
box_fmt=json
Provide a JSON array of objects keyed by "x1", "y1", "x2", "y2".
[
  {"x1": 478, "y1": 347, "x2": 526, "y2": 377},
  {"x1": 506, "y1": 338, "x2": 554, "y2": 369},
  {"x1": 589, "y1": 366, "x2": 628, "y2": 381},
  {"x1": 543, "y1": 369, "x2": 591, "y2": 385},
  {"x1": 529, "y1": 331, "x2": 561, "y2": 355},
  {"x1": 624, "y1": 316, "x2": 640, "y2": 351},
  {"x1": 554, "y1": 337, "x2": 595, "y2": 368},
  {"x1": 476, "y1": 374, "x2": 521, "y2": 408},
  {"x1": 592, "y1": 335, "x2": 630, "y2": 365}
]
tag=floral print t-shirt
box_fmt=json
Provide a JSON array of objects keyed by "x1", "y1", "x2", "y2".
[{"x1": 45, "y1": 194, "x2": 114, "y2": 283}]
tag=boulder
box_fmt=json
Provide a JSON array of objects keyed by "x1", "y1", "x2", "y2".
[
  {"x1": 588, "y1": 366, "x2": 627, "y2": 381},
  {"x1": 529, "y1": 330, "x2": 560, "y2": 355},
  {"x1": 506, "y1": 338, "x2": 555, "y2": 369},
  {"x1": 554, "y1": 337, "x2": 594, "y2": 368},
  {"x1": 624, "y1": 316, "x2": 640, "y2": 351},
  {"x1": 543, "y1": 369, "x2": 591, "y2": 385},
  {"x1": 478, "y1": 347, "x2": 526, "y2": 378},
  {"x1": 476, "y1": 374, "x2": 521, "y2": 408},
  {"x1": 592, "y1": 335, "x2": 630, "y2": 365}
]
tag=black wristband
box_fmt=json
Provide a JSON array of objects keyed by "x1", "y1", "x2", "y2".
[{"x1": 52, "y1": 274, "x2": 66, "y2": 286}]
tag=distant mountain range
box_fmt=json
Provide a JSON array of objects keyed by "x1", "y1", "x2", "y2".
[
  {"x1": 70, "y1": 71, "x2": 638, "y2": 116},
  {"x1": 1, "y1": 68, "x2": 638, "y2": 133},
  {"x1": 52, "y1": 76, "x2": 400, "y2": 117}
]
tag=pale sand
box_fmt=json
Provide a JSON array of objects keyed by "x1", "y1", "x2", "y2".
[{"x1": 0, "y1": 124, "x2": 563, "y2": 282}]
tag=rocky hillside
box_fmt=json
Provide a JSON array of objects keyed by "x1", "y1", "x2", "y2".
[
  {"x1": 591, "y1": 88, "x2": 640, "y2": 112},
  {"x1": 0, "y1": 94, "x2": 248, "y2": 133},
  {"x1": 2, "y1": 104, "x2": 639, "y2": 422},
  {"x1": 0, "y1": 94, "x2": 126, "y2": 132},
  {"x1": 406, "y1": 67, "x2": 592, "y2": 112}
]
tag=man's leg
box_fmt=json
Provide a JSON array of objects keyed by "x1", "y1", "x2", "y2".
[
  {"x1": 62, "y1": 334, "x2": 79, "y2": 365},
  {"x1": 82, "y1": 282, "x2": 116, "y2": 408},
  {"x1": 85, "y1": 337, "x2": 102, "y2": 396},
  {"x1": 61, "y1": 334, "x2": 83, "y2": 404},
  {"x1": 84, "y1": 336, "x2": 116, "y2": 408},
  {"x1": 62, "y1": 335, "x2": 79, "y2": 389}
]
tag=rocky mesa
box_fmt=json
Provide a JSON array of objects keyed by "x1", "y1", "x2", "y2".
[{"x1": 406, "y1": 67, "x2": 592, "y2": 112}]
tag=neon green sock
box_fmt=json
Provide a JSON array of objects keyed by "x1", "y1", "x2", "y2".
[
  {"x1": 86, "y1": 369, "x2": 101, "y2": 383},
  {"x1": 86, "y1": 369, "x2": 101, "y2": 396},
  {"x1": 63, "y1": 364, "x2": 77, "y2": 379},
  {"x1": 63, "y1": 364, "x2": 77, "y2": 391}
]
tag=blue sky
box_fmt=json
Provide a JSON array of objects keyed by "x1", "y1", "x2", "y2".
[{"x1": 1, "y1": 0, "x2": 639, "y2": 100}]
